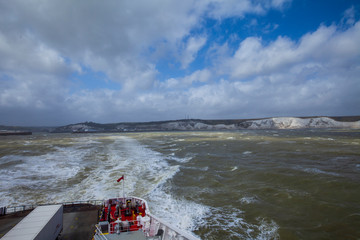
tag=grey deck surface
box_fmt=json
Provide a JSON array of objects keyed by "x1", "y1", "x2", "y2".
[
  {"x1": 0, "y1": 211, "x2": 31, "y2": 238},
  {"x1": 0, "y1": 204, "x2": 101, "y2": 240},
  {"x1": 95, "y1": 230, "x2": 148, "y2": 240},
  {"x1": 61, "y1": 207, "x2": 99, "y2": 240}
]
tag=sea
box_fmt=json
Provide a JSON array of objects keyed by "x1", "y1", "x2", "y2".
[{"x1": 1, "y1": 129, "x2": 360, "y2": 239}]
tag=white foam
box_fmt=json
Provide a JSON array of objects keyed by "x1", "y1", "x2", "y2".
[
  {"x1": 240, "y1": 196, "x2": 257, "y2": 204},
  {"x1": 60, "y1": 136, "x2": 178, "y2": 201},
  {"x1": 0, "y1": 145, "x2": 89, "y2": 206},
  {"x1": 147, "y1": 186, "x2": 209, "y2": 232},
  {"x1": 1, "y1": 148, "x2": 83, "y2": 185},
  {"x1": 202, "y1": 207, "x2": 279, "y2": 239},
  {"x1": 255, "y1": 217, "x2": 280, "y2": 240},
  {"x1": 243, "y1": 151, "x2": 252, "y2": 155},
  {"x1": 16, "y1": 134, "x2": 203, "y2": 236},
  {"x1": 167, "y1": 154, "x2": 194, "y2": 163},
  {"x1": 1, "y1": 133, "x2": 283, "y2": 239},
  {"x1": 298, "y1": 167, "x2": 340, "y2": 176},
  {"x1": 183, "y1": 166, "x2": 209, "y2": 172}
]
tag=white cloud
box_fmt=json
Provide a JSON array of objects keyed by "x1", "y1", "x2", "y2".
[
  {"x1": 206, "y1": 20, "x2": 360, "y2": 117},
  {"x1": 206, "y1": 0, "x2": 263, "y2": 19},
  {"x1": 157, "y1": 19, "x2": 359, "y2": 119},
  {"x1": 341, "y1": 6, "x2": 356, "y2": 26},
  {"x1": 161, "y1": 69, "x2": 211, "y2": 89},
  {"x1": 184, "y1": 69, "x2": 211, "y2": 84},
  {"x1": 0, "y1": 0, "x2": 358, "y2": 126},
  {"x1": 180, "y1": 36, "x2": 207, "y2": 69},
  {"x1": 270, "y1": 0, "x2": 291, "y2": 9},
  {"x1": 205, "y1": 0, "x2": 291, "y2": 19},
  {"x1": 225, "y1": 21, "x2": 360, "y2": 81},
  {"x1": 0, "y1": 0, "x2": 290, "y2": 87},
  {"x1": 0, "y1": 73, "x2": 69, "y2": 124},
  {"x1": 0, "y1": 31, "x2": 74, "y2": 76},
  {"x1": 0, "y1": 1, "x2": 201, "y2": 92}
]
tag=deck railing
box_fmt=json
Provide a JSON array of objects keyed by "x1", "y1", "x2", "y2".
[
  {"x1": 2, "y1": 199, "x2": 200, "y2": 240},
  {"x1": 148, "y1": 212, "x2": 200, "y2": 240},
  {"x1": 1, "y1": 200, "x2": 104, "y2": 215},
  {"x1": 94, "y1": 224, "x2": 110, "y2": 240}
]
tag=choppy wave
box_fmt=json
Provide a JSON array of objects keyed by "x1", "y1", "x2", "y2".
[
  {"x1": 200, "y1": 207, "x2": 279, "y2": 240},
  {"x1": 0, "y1": 134, "x2": 203, "y2": 237},
  {"x1": 239, "y1": 196, "x2": 258, "y2": 204},
  {"x1": 1, "y1": 130, "x2": 360, "y2": 239},
  {"x1": 295, "y1": 166, "x2": 340, "y2": 176},
  {"x1": 146, "y1": 185, "x2": 209, "y2": 232}
]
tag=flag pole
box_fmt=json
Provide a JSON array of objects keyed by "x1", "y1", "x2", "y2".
[
  {"x1": 122, "y1": 176, "x2": 125, "y2": 198},
  {"x1": 117, "y1": 175, "x2": 125, "y2": 199}
]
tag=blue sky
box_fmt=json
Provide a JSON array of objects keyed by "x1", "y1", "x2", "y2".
[{"x1": 0, "y1": 0, "x2": 359, "y2": 126}]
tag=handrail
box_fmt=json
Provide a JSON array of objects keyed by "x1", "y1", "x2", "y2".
[
  {"x1": 148, "y1": 212, "x2": 200, "y2": 240},
  {"x1": 1, "y1": 200, "x2": 104, "y2": 215},
  {"x1": 108, "y1": 219, "x2": 143, "y2": 234},
  {"x1": 94, "y1": 224, "x2": 109, "y2": 240}
]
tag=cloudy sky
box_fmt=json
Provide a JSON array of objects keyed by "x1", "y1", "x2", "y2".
[{"x1": 0, "y1": 0, "x2": 359, "y2": 126}]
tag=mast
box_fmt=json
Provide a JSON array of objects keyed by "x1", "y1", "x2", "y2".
[{"x1": 117, "y1": 175, "x2": 125, "y2": 198}]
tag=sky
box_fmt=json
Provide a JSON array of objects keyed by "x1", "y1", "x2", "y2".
[{"x1": 0, "y1": 0, "x2": 359, "y2": 126}]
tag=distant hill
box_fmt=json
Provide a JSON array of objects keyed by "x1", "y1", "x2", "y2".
[{"x1": 51, "y1": 116, "x2": 360, "y2": 133}]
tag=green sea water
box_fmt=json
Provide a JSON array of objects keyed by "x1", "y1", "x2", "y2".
[{"x1": 1, "y1": 129, "x2": 360, "y2": 239}]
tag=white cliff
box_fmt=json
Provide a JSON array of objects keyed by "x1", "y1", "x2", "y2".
[
  {"x1": 246, "y1": 117, "x2": 360, "y2": 129},
  {"x1": 53, "y1": 117, "x2": 360, "y2": 132}
]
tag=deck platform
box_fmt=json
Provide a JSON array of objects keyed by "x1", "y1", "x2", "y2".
[{"x1": 0, "y1": 204, "x2": 101, "y2": 240}]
